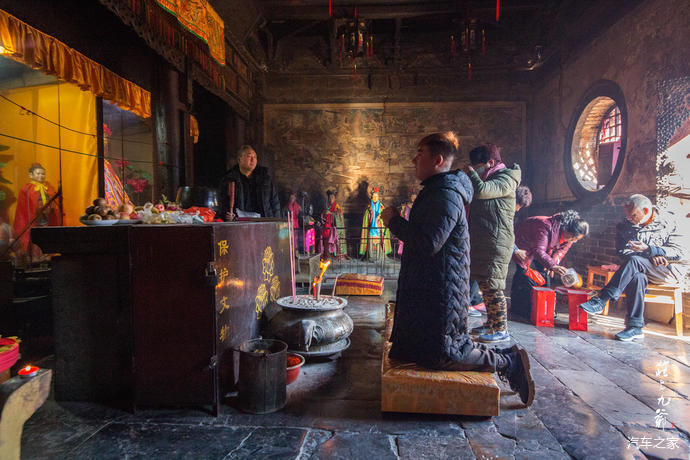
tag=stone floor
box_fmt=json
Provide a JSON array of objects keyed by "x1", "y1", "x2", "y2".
[{"x1": 21, "y1": 283, "x2": 690, "y2": 459}]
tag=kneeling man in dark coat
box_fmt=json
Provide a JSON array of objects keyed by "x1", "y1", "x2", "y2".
[{"x1": 381, "y1": 132, "x2": 535, "y2": 406}]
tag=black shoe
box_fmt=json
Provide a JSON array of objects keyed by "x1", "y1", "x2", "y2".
[
  {"x1": 615, "y1": 327, "x2": 644, "y2": 341},
  {"x1": 470, "y1": 324, "x2": 491, "y2": 335},
  {"x1": 499, "y1": 348, "x2": 535, "y2": 406},
  {"x1": 496, "y1": 344, "x2": 519, "y2": 355},
  {"x1": 579, "y1": 297, "x2": 606, "y2": 315}
]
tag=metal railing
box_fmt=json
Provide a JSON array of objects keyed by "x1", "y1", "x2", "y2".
[{"x1": 295, "y1": 226, "x2": 402, "y2": 280}]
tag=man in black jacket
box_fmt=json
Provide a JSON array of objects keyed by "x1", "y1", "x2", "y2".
[
  {"x1": 219, "y1": 145, "x2": 281, "y2": 219},
  {"x1": 381, "y1": 132, "x2": 535, "y2": 406}
]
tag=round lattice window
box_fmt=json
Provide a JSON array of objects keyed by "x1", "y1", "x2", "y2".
[{"x1": 564, "y1": 81, "x2": 627, "y2": 200}]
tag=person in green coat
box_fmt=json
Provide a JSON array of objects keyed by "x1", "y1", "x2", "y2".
[{"x1": 463, "y1": 144, "x2": 521, "y2": 343}]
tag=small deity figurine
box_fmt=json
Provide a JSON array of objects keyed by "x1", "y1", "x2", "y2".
[
  {"x1": 13, "y1": 163, "x2": 59, "y2": 257},
  {"x1": 359, "y1": 187, "x2": 392, "y2": 261},
  {"x1": 321, "y1": 190, "x2": 348, "y2": 257},
  {"x1": 284, "y1": 192, "x2": 301, "y2": 231},
  {"x1": 397, "y1": 191, "x2": 417, "y2": 256},
  {"x1": 283, "y1": 192, "x2": 305, "y2": 252}
]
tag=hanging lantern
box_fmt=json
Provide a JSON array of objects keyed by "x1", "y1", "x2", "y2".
[
  {"x1": 337, "y1": 16, "x2": 372, "y2": 61},
  {"x1": 469, "y1": 19, "x2": 477, "y2": 51},
  {"x1": 454, "y1": 16, "x2": 486, "y2": 78}
]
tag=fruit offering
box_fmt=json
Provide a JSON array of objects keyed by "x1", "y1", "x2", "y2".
[
  {"x1": 81, "y1": 198, "x2": 140, "y2": 221},
  {"x1": 82, "y1": 198, "x2": 120, "y2": 221}
]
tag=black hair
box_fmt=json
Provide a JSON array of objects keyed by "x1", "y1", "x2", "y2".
[
  {"x1": 469, "y1": 143, "x2": 501, "y2": 165},
  {"x1": 326, "y1": 190, "x2": 335, "y2": 197},
  {"x1": 559, "y1": 210, "x2": 589, "y2": 237},
  {"x1": 29, "y1": 163, "x2": 45, "y2": 174},
  {"x1": 516, "y1": 185, "x2": 533, "y2": 208},
  {"x1": 469, "y1": 146, "x2": 490, "y2": 165}
]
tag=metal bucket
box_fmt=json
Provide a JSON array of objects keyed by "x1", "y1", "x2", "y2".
[{"x1": 237, "y1": 338, "x2": 287, "y2": 414}]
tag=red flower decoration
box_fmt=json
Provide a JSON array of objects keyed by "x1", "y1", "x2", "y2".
[{"x1": 127, "y1": 178, "x2": 149, "y2": 194}]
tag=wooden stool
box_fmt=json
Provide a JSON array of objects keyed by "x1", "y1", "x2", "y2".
[
  {"x1": 586, "y1": 266, "x2": 616, "y2": 315},
  {"x1": 645, "y1": 284, "x2": 684, "y2": 337}
]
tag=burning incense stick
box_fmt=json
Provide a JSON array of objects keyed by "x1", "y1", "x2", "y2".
[{"x1": 288, "y1": 211, "x2": 297, "y2": 303}]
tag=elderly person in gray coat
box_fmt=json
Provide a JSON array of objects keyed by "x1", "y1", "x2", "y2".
[{"x1": 579, "y1": 194, "x2": 688, "y2": 341}]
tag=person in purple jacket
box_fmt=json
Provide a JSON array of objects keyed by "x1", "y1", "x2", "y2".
[{"x1": 510, "y1": 210, "x2": 589, "y2": 320}]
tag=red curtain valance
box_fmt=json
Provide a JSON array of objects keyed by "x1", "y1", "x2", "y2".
[{"x1": 0, "y1": 8, "x2": 151, "y2": 118}]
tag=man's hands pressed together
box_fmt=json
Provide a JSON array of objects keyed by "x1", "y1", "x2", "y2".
[{"x1": 381, "y1": 207, "x2": 397, "y2": 227}]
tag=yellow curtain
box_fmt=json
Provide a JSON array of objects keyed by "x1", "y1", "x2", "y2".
[
  {"x1": 156, "y1": 0, "x2": 225, "y2": 65},
  {"x1": 0, "y1": 8, "x2": 151, "y2": 118},
  {"x1": 0, "y1": 83, "x2": 97, "y2": 228}
]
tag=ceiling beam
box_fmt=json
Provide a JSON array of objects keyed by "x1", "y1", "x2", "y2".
[{"x1": 260, "y1": 3, "x2": 545, "y2": 21}]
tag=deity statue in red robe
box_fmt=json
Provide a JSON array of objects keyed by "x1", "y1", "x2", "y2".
[
  {"x1": 13, "y1": 163, "x2": 59, "y2": 255},
  {"x1": 320, "y1": 190, "x2": 348, "y2": 257}
]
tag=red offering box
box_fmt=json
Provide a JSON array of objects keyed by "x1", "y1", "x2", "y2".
[
  {"x1": 556, "y1": 287, "x2": 589, "y2": 331},
  {"x1": 531, "y1": 287, "x2": 555, "y2": 327}
]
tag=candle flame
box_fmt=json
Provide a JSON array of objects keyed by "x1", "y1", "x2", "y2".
[
  {"x1": 24, "y1": 365, "x2": 31, "y2": 371},
  {"x1": 312, "y1": 259, "x2": 332, "y2": 288}
]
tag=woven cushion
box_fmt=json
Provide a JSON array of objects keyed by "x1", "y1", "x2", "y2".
[
  {"x1": 335, "y1": 273, "x2": 384, "y2": 296},
  {"x1": 381, "y1": 342, "x2": 500, "y2": 416}
]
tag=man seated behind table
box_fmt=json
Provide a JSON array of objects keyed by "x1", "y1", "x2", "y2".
[
  {"x1": 380, "y1": 131, "x2": 534, "y2": 407},
  {"x1": 579, "y1": 194, "x2": 689, "y2": 341},
  {"x1": 220, "y1": 145, "x2": 281, "y2": 220}
]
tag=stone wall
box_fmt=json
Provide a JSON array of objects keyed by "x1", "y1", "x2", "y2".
[
  {"x1": 527, "y1": 0, "x2": 690, "y2": 327},
  {"x1": 262, "y1": 101, "x2": 526, "y2": 216},
  {"x1": 529, "y1": 0, "x2": 689, "y2": 202}
]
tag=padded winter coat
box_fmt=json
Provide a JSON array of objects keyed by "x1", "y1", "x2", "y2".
[
  {"x1": 387, "y1": 170, "x2": 474, "y2": 369},
  {"x1": 467, "y1": 165, "x2": 521, "y2": 290},
  {"x1": 219, "y1": 165, "x2": 281, "y2": 218}
]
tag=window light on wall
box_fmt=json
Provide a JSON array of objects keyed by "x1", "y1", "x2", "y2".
[{"x1": 564, "y1": 80, "x2": 627, "y2": 201}]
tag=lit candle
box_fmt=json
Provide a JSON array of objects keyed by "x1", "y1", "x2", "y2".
[
  {"x1": 18, "y1": 365, "x2": 39, "y2": 378},
  {"x1": 312, "y1": 259, "x2": 332, "y2": 300}
]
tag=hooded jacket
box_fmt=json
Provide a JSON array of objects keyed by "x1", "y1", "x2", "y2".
[
  {"x1": 220, "y1": 165, "x2": 281, "y2": 218},
  {"x1": 467, "y1": 164, "x2": 521, "y2": 289},
  {"x1": 387, "y1": 170, "x2": 474, "y2": 369}
]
